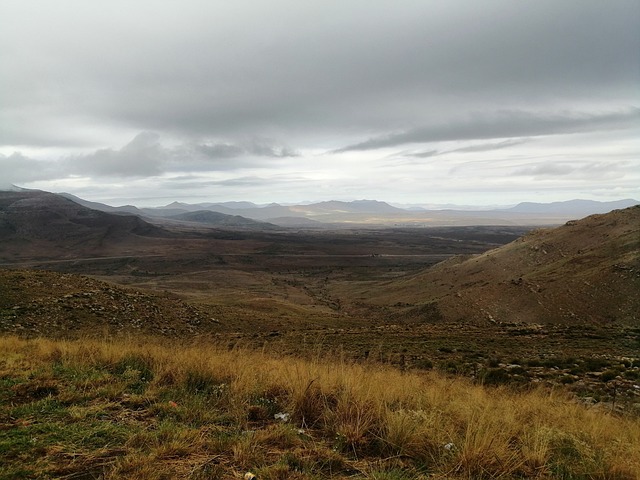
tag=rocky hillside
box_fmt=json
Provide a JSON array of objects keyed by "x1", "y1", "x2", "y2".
[
  {"x1": 0, "y1": 269, "x2": 227, "y2": 338},
  {"x1": 367, "y1": 206, "x2": 640, "y2": 325},
  {"x1": 0, "y1": 190, "x2": 170, "y2": 260}
]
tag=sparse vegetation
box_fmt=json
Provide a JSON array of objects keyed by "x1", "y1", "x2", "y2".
[
  {"x1": 0, "y1": 198, "x2": 639, "y2": 478},
  {"x1": 1, "y1": 335, "x2": 639, "y2": 479}
]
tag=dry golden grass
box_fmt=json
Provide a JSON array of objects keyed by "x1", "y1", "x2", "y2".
[{"x1": 1, "y1": 334, "x2": 639, "y2": 479}]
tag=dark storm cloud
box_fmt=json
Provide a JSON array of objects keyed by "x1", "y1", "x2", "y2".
[{"x1": 337, "y1": 109, "x2": 640, "y2": 152}]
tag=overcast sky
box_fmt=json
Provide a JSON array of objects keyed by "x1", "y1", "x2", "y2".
[{"x1": 1, "y1": 1, "x2": 638, "y2": 206}]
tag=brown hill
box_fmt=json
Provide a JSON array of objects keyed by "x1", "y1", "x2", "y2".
[
  {"x1": 0, "y1": 269, "x2": 225, "y2": 338},
  {"x1": 362, "y1": 206, "x2": 640, "y2": 325}
]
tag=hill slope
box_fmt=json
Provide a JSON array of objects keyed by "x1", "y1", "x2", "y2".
[
  {"x1": 167, "y1": 210, "x2": 279, "y2": 229},
  {"x1": 364, "y1": 206, "x2": 640, "y2": 325},
  {"x1": 0, "y1": 269, "x2": 223, "y2": 337},
  {"x1": 0, "y1": 191, "x2": 169, "y2": 260}
]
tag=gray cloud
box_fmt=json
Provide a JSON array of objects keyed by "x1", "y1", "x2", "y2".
[
  {"x1": 403, "y1": 138, "x2": 531, "y2": 160},
  {"x1": 195, "y1": 139, "x2": 298, "y2": 159},
  {"x1": 338, "y1": 109, "x2": 640, "y2": 152},
  {"x1": 406, "y1": 150, "x2": 440, "y2": 159},
  {"x1": 157, "y1": 177, "x2": 267, "y2": 191},
  {"x1": 6, "y1": 134, "x2": 301, "y2": 180},
  {"x1": 159, "y1": 174, "x2": 309, "y2": 193},
  {"x1": 204, "y1": 177, "x2": 277, "y2": 187},
  {"x1": 161, "y1": 176, "x2": 274, "y2": 189},
  {"x1": 0, "y1": 152, "x2": 58, "y2": 183},
  {"x1": 195, "y1": 144, "x2": 245, "y2": 159},
  {"x1": 513, "y1": 163, "x2": 575, "y2": 177},
  {"x1": 450, "y1": 139, "x2": 531, "y2": 154},
  {"x1": 512, "y1": 161, "x2": 627, "y2": 180},
  {"x1": 2, "y1": 1, "x2": 638, "y2": 148},
  {"x1": 170, "y1": 138, "x2": 298, "y2": 174},
  {"x1": 68, "y1": 132, "x2": 166, "y2": 177},
  {"x1": 1, "y1": 1, "x2": 638, "y2": 204}
]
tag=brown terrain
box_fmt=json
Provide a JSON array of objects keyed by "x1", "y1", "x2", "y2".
[
  {"x1": 353, "y1": 206, "x2": 640, "y2": 325},
  {"x1": 1, "y1": 190, "x2": 639, "y2": 409}
]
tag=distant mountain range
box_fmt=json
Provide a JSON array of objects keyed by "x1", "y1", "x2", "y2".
[
  {"x1": 3, "y1": 186, "x2": 638, "y2": 227},
  {"x1": 67, "y1": 195, "x2": 639, "y2": 227},
  {"x1": 504, "y1": 199, "x2": 639, "y2": 216}
]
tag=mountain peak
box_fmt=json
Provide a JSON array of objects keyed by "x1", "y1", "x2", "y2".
[{"x1": 0, "y1": 183, "x2": 34, "y2": 192}]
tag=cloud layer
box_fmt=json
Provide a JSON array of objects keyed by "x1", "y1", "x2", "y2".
[{"x1": 0, "y1": 1, "x2": 638, "y2": 205}]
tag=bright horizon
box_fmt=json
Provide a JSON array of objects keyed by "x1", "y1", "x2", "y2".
[{"x1": 1, "y1": 2, "x2": 638, "y2": 207}]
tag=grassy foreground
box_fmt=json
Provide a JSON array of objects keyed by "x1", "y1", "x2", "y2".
[{"x1": 0, "y1": 336, "x2": 638, "y2": 479}]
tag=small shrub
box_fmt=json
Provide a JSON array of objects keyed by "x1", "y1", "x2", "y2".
[
  {"x1": 112, "y1": 354, "x2": 155, "y2": 394},
  {"x1": 542, "y1": 356, "x2": 576, "y2": 369},
  {"x1": 508, "y1": 365, "x2": 528, "y2": 375},
  {"x1": 414, "y1": 358, "x2": 433, "y2": 370},
  {"x1": 330, "y1": 398, "x2": 383, "y2": 456},
  {"x1": 113, "y1": 354, "x2": 154, "y2": 382},
  {"x1": 582, "y1": 357, "x2": 612, "y2": 372},
  {"x1": 440, "y1": 360, "x2": 463, "y2": 374},
  {"x1": 480, "y1": 368, "x2": 511, "y2": 385},
  {"x1": 278, "y1": 451, "x2": 307, "y2": 472},
  {"x1": 252, "y1": 394, "x2": 282, "y2": 418},
  {"x1": 487, "y1": 357, "x2": 501, "y2": 368},
  {"x1": 290, "y1": 382, "x2": 327, "y2": 427},
  {"x1": 600, "y1": 370, "x2": 619, "y2": 383},
  {"x1": 184, "y1": 369, "x2": 228, "y2": 397}
]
